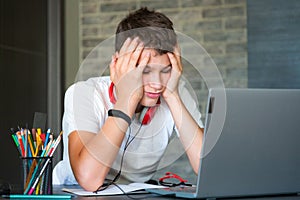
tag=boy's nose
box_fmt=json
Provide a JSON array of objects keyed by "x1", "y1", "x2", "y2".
[
  {"x1": 149, "y1": 82, "x2": 163, "y2": 90},
  {"x1": 148, "y1": 75, "x2": 163, "y2": 90}
]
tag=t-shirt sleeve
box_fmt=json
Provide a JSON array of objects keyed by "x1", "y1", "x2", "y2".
[{"x1": 62, "y1": 81, "x2": 104, "y2": 137}]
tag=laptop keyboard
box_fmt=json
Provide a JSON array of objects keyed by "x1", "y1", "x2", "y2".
[{"x1": 163, "y1": 186, "x2": 197, "y2": 193}]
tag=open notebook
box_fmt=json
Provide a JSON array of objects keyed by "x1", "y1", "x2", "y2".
[{"x1": 62, "y1": 182, "x2": 166, "y2": 196}]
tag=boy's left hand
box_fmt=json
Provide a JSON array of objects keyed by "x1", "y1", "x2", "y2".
[{"x1": 163, "y1": 45, "x2": 182, "y2": 100}]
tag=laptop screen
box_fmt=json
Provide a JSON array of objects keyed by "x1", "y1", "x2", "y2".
[{"x1": 197, "y1": 88, "x2": 300, "y2": 198}]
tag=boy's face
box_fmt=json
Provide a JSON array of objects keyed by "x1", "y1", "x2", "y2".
[{"x1": 138, "y1": 48, "x2": 172, "y2": 107}]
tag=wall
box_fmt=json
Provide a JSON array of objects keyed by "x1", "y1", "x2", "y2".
[
  {"x1": 0, "y1": 0, "x2": 63, "y2": 187},
  {"x1": 0, "y1": 0, "x2": 47, "y2": 185},
  {"x1": 65, "y1": 0, "x2": 80, "y2": 89},
  {"x1": 77, "y1": 0, "x2": 247, "y2": 113},
  {"x1": 248, "y1": 0, "x2": 300, "y2": 88}
]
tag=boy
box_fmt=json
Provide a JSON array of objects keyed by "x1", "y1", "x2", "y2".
[{"x1": 53, "y1": 7, "x2": 204, "y2": 192}]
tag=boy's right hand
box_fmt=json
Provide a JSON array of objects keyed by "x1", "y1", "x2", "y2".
[{"x1": 109, "y1": 37, "x2": 150, "y2": 117}]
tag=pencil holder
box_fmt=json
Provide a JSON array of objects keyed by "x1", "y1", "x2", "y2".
[{"x1": 21, "y1": 156, "x2": 53, "y2": 195}]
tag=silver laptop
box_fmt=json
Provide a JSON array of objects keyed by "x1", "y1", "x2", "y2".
[{"x1": 147, "y1": 88, "x2": 300, "y2": 199}]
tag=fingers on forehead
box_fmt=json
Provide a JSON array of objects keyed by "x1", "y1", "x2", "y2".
[{"x1": 119, "y1": 37, "x2": 140, "y2": 54}]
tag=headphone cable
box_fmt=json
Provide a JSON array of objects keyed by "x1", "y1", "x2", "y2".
[{"x1": 94, "y1": 124, "x2": 143, "y2": 193}]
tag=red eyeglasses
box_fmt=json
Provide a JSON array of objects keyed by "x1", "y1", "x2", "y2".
[{"x1": 159, "y1": 172, "x2": 192, "y2": 187}]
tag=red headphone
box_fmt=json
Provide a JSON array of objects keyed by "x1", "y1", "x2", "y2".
[{"x1": 109, "y1": 82, "x2": 160, "y2": 125}]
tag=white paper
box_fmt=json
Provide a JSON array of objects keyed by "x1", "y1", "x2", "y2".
[{"x1": 62, "y1": 182, "x2": 166, "y2": 196}]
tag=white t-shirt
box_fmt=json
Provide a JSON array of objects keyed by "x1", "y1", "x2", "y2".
[{"x1": 53, "y1": 76, "x2": 203, "y2": 185}]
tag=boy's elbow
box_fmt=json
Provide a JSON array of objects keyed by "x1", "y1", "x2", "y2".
[
  {"x1": 192, "y1": 158, "x2": 200, "y2": 175},
  {"x1": 193, "y1": 166, "x2": 199, "y2": 175},
  {"x1": 75, "y1": 168, "x2": 106, "y2": 192}
]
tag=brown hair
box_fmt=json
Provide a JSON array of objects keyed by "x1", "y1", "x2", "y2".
[{"x1": 115, "y1": 7, "x2": 177, "y2": 54}]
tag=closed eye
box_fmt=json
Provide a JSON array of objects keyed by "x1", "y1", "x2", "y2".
[
  {"x1": 142, "y1": 65, "x2": 172, "y2": 74},
  {"x1": 142, "y1": 67, "x2": 151, "y2": 74},
  {"x1": 161, "y1": 66, "x2": 172, "y2": 73}
]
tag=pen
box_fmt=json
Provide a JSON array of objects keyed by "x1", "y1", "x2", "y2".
[
  {"x1": 44, "y1": 129, "x2": 51, "y2": 147},
  {"x1": 47, "y1": 131, "x2": 62, "y2": 157},
  {"x1": 27, "y1": 129, "x2": 36, "y2": 155},
  {"x1": 16, "y1": 131, "x2": 25, "y2": 156},
  {"x1": 1, "y1": 194, "x2": 72, "y2": 199},
  {"x1": 11, "y1": 134, "x2": 22, "y2": 155},
  {"x1": 24, "y1": 129, "x2": 28, "y2": 157},
  {"x1": 31, "y1": 128, "x2": 37, "y2": 146},
  {"x1": 35, "y1": 133, "x2": 42, "y2": 157}
]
